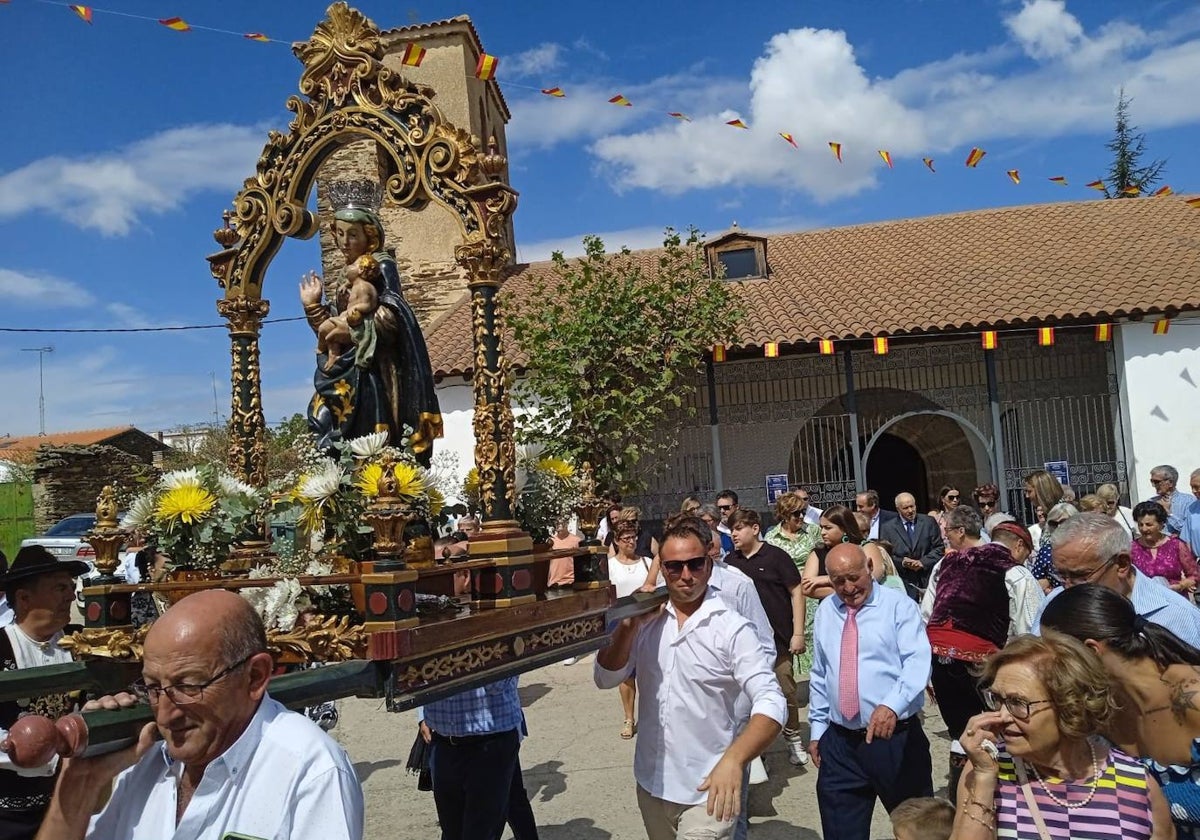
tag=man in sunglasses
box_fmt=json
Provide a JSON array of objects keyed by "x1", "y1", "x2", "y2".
[
  {"x1": 1032, "y1": 511, "x2": 1200, "y2": 648},
  {"x1": 35, "y1": 590, "x2": 363, "y2": 840},
  {"x1": 595, "y1": 518, "x2": 784, "y2": 838}
]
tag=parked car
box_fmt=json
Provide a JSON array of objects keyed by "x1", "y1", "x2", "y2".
[{"x1": 20, "y1": 513, "x2": 135, "y2": 603}]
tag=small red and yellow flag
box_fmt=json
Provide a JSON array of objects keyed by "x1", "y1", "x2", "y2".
[
  {"x1": 608, "y1": 94, "x2": 632, "y2": 107},
  {"x1": 712, "y1": 345, "x2": 727, "y2": 363},
  {"x1": 819, "y1": 339, "x2": 835, "y2": 355},
  {"x1": 1037, "y1": 327, "x2": 1055, "y2": 346},
  {"x1": 158, "y1": 17, "x2": 190, "y2": 31},
  {"x1": 474, "y1": 53, "x2": 499, "y2": 80},
  {"x1": 540, "y1": 87, "x2": 565, "y2": 97},
  {"x1": 69, "y1": 5, "x2": 92, "y2": 24},
  {"x1": 829, "y1": 142, "x2": 843, "y2": 163},
  {"x1": 1094, "y1": 324, "x2": 1113, "y2": 342},
  {"x1": 1153, "y1": 319, "x2": 1171, "y2": 335},
  {"x1": 1049, "y1": 176, "x2": 1068, "y2": 185},
  {"x1": 667, "y1": 112, "x2": 691, "y2": 121},
  {"x1": 1120, "y1": 185, "x2": 1141, "y2": 196},
  {"x1": 878, "y1": 150, "x2": 894, "y2": 169},
  {"x1": 726, "y1": 118, "x2": 749, "y2": 129},
  {"x1": 923, "y1": 157, "x2": 936, "y2": 173},
  {"x1": 1187, "y1": 197, "x2": 1200, "y2": 209},
  {"x1": 981, "y1": 330, "x2": 998, "y2": 350},
  {"x1": 764, "y1": 342, "x2": 780, "y2": 358},
  {"x1": 873, "y1": 336, "x2": 889, "y2": 355},
  {"x1": 1153, "y1": 185, "x2": 1173, "y2": 197},
  {"x1": 401, "y1": 43, "x2": 426, "y2": 66},
  {"x1": 1086, "y1": 179, "x2": 1106, "y2": 192},
  {"x1": 1007, "y1": 169, "x2": 1020, "y2": 185},
  {"x1": 780, "y1": 132, "x2": 798, "y2": 149},
  {"x1": 243, "y1": 32, "x2": 270, "y2": 42},
  {"x1": 965, "y1": 147, "x2": 986, "y2": 168}
]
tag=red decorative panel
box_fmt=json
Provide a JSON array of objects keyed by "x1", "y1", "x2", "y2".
[{"x1": 368, "y1": 591, "x2": 388, "y2": 616}]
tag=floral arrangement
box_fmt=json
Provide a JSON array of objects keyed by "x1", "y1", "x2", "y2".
[
  {"x1": 515, "y1": 454, "x2": 581, "y2": 543},
  {"x1": 122, "y1": 467, "x2": 265, "y2": 570},
  {"x1": 239, "y1": 557, "x2": 348, "y2": 631}
]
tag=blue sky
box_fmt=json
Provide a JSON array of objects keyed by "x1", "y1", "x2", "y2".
[{"x1": 2, "y1": 0, "x2": 1199, "y2": 437}]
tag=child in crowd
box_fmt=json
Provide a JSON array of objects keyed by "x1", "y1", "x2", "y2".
[{"x1": 890, "y1": 797, "x2": 954, "y2": 840}]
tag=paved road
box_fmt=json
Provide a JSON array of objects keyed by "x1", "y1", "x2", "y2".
[{"x1": 336, "y1": 654, "x2": 953, "y2": 839}]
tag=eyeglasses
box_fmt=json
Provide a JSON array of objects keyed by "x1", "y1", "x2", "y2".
[
  {"x1": 788, "y1": 511, "x2": 805, "y2": 520},
  {"x1": 131, "y1": 653, "x2": 256, "y2": 705},
  {"x1": 662, "y1": 557, "x2": 707, "y2": 576},
  {"x1": 946, "y1": 494, "x2": 960, "y2": 501},
  {"x1": 978, "y1": 500, "x2": 997, "y2": 509},
  {"x1": 717, "y1": 504, "x2": 733, "y2": 511},
  {"x1": 1054, "y1": 555, "x2": 1115, "y2": 585},
  {"x1": 982, "y1": 689, "x2": 1053, "y2": 721}
]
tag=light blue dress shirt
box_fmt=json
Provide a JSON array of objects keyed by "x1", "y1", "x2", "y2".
[
  {"x1": 420, "y1": 676, "x2": 524, "y2": 737},
  {"x1": 1179, "y1": 504, "x2": 1200, "y2": 557},
  {"x1": 809, "y1": 583, "x2": 931, "y2": 742},
  {"x1": 1164, "y1": 490, "x2": 1197, "y2": 535}
]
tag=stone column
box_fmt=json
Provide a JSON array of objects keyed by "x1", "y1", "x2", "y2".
[{"x1": 216, "y1": 297, "x2": 271, "y2": 487}]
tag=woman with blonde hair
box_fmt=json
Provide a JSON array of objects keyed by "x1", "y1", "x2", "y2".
[
  {"x1": 765, "y1": 493, "x2": 822, "y2": 679},
  {"x1": 1096, "y1": 483, "x2": 1136, "y2": 536},
  {"x1": 955, "y1": 632, "x2": 1174, "y2": 839}
]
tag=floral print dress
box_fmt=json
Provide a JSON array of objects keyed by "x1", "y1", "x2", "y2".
[{"x1": 765, "y1": 522, "x2": 821, "y2": 675}]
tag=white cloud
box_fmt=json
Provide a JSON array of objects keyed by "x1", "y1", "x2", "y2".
[
  {"x1": 0, "y1": 123, "x2": 267, "y2": 236},
  {"x1": 585, "y1": 5, "x2": 1200, "y2": 199},
  {"x1": 0, "y1": 268, "x2": 96, "y2": 308},
  {"x1": 503, "y1": 43, "x2": 563, "y2": 79}
]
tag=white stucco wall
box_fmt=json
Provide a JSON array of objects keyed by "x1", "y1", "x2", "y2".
[
  {"x1": 433, "y1": 378, "x2": 540, "y2": 497},
  {"x1": 1116, "y1": 316, "x2": 1200, "y2": 503}
]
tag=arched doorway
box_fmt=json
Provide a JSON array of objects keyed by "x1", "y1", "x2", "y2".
[{"x1": 866, "y1": 433, "x2": 928, "y2": 513}]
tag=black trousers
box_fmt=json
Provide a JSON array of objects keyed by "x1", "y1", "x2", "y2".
[
  {"x1": 429, "y1": 729, "x2": 521, "y2": 840},
  {"x1": 930, "y1": 657, "x2": 986, "y2": 741},
  {"x1": 815, "y1": 720, "x2": 934, "y2": 840},
  {"x1": 507, "y1": 761, "x2": 539, "y2": 840}
]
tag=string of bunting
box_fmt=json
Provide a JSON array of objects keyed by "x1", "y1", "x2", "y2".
[
  {"x1": 711, "y1": 319, "x2": 1176, "y2": 361},
  {"x1": 11, "y1": 0, "x2": 1200, "y2": 201}
]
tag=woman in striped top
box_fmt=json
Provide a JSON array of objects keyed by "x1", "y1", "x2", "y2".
[{"x1": 953, "y1": 633, "x2": 1175, "y2": 839}]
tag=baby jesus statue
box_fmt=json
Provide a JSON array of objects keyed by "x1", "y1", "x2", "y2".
[{"x1": 317, "y1": 254, "x2": 381, "y2": 371}]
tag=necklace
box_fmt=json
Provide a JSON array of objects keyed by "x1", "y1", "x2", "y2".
[{"x1": 1029, "y1": 740, "x2": 1101, "y2": 809}]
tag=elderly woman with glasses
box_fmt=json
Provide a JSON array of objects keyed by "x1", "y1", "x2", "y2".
[
  {"x1": 1095, "y1": 483, "x2": 1136, "y2": 535},
  {"x1": 609, "y1": 520, "x2": 662, "y2": 739},
  {"x1": 765, "y1": 493, "x2": 823, "y2": 683},
  {"x1": 954, "y1": 632, "x2": 1174, "y2": 840}
]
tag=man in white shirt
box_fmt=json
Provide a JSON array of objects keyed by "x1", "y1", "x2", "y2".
[
  {"x1": 595, "y1": 518, "x2": 785, "y2": 839},
  {"x1": 35, "y1": 590, "x2": 363, "y2": 840},
  {"x1": 854, "y1": 490, "x2": 898, "y2": 540}
]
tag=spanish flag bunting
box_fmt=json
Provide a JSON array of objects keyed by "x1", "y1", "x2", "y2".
[
  {"x1": 873, "y1": 336, "x2": 889, "y2": 355},
  {"x1": 1153, "y1": 319, "x2": 1170, "y2": 335},
  {"x1": 780, "y1": 132, "x2": 798, "y2": 149},
  {"x1": 1086, "y1": 179, "x2": 1106, "y2": 192},
  {"x1": 1121, "y1": 185, "x2": 1141, "y2": 196},
  {"x1": 965, "y1": 147, "x2": 986, "y2": 168},
  {"x1": 667, "y1": 112, "x2": 691, "y2": 121},
  {"x1": 1153, "y1": 185, "x2": 1173, "y2": 197},
  {"x1": 829, "y1": 142, "x2": 843, "y2": 163},
  {"x1": 401, "y1": 43, "x2": 427, "y2": 66},
  {"x1": 1007, "y1": 169, "x2": 1020, "y2": 185},
  {"x1": 158, "y1": 17, "x2": 190, "y2": 31},
  {"x1": 764, "y1": 342, "x2": 780, "y2": 358},
  {"x1": 923, "y1": 158, "x2": 936, "y2": 173},
  {"x1": 1049, "y1": 176, "x2": 1068, "y2": 185},
  {"x1": 69, "y1": 5, "x2": 92, "y2": 24},
  {"x1": 712, "y1": 344, "x2": 727, "y2": 363},
  {"x1": 608, "y1": 94, "x2": 632, "y2": 107},
  {"x1": 474, "y1": 53, "x2": 498, "y2": 80},
  {"x1": 540, "y1": 87, "x2": 565, "y2": 97},
  {"x1": 726, "y1": 118, "x2": 749, "y2": 129},
  {"x1": 1094, "y1": 324, "x2": 1113, "y2": 342},
  {"x1": 878, "y1": 150, "x2": 893, "y2": 169},
  {"x1": 1187, "y1": 198, "x2": 1200, "y2": 209},
  {"x1": 243, "y1": 32, "x2": 270, "y2": 42},
  {"x1": 981, "y1": 330, "x2": 998, "y2": 350},
  {"x1": 1038, "y1": 327, "x2": 1055, "y2": 346},
  {"x1": 819, "y1": 339, "x2": 835, "y2": 355}
]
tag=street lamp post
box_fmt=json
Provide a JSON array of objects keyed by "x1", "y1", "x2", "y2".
[{"x1": 21, "y1": 346, "x2": 54, "y2": 436}]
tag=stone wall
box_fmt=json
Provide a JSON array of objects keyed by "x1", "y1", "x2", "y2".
[{"x1": 31, "y1": 446, "x2": 157, "y2": 532}]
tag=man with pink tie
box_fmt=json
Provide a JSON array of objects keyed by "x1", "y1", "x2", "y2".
[{"x1": 808, "y1": 544, "x2": 932, "y2": 840}]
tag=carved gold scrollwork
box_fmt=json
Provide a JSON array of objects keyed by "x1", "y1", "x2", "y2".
[
  {"x1": 525, "y1": 617, "x2": 606, "y2": 652},
  {"x1": 266, "y1": 615, "x2": 368, "y2": 662},
  {"x1": 395, "y1": 640, "x2": 510, "y2": 686},
  {"x1": 59, "y1": 626, "x2": 150, "y2": 660}
]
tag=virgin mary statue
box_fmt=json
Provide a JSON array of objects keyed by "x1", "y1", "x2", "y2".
[{"x1": 298, "y1": 179, "x2": 443, "y2": 465}]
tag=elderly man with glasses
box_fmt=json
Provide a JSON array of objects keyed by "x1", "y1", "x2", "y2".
[
  {"x1": 1032, "y1": 511, "x2": 1200, "y2": 648},
  {"x1": 1150, "y1": 464, "x2": 1196, "y2": 535},
  {"x1": 34, "y1": 590, "x2": 363, "y2": 840}
]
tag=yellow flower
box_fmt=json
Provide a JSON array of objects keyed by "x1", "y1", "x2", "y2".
[
  {"x1": 538, "y1": 457, "x2": 574, "y2": 479},
  {"x1": 392, "y1": 462, "x2": 426, "y2": 501},
  {"x1": 155, "y1": 485, "x2": 216, "y2": 525},
  {"x1": 428, "y1": 487, "x2": 445, "y2": 518},
  {"x1": 464, "y1": 467, "x2": 480, "y2": 496},
  {"x1": 356, "y1": 463, "x2": 383, "y2": 498}
]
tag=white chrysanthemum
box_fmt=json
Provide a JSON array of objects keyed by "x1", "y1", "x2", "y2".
[
  {"x1": 121, "y1": 492, "x2": 157, "y2": 528},
  {"x1": 299, "y1": 461, "x2": 343, "y2": 502},
  {"x1": 160, "y1": 468, "x2": 201, "y2": 490},
  {"x1": 217, "y1": 473, "x2": 260, "y2": 500},
  {"x1": 348, "y1": 431, "x2": 388, "y2": 459}
]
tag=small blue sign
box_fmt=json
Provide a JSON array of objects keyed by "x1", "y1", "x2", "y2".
[
  {"x1": 1044, "y1": 460, "x2": 1070, "y2": 487},
  {"x1": 766, "y1": 474, "x2": 790, "y2": 504}
]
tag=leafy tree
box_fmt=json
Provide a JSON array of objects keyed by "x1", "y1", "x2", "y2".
[
  {"x1": 1103, "y1": 88, "x2": 1166, "y2": 198},
  {"x1": 508, "y1": 228, "x2": 743, "y2": 495},
  {"x1": 159, "y1": 413, "x2": 313, "y2": 482}
]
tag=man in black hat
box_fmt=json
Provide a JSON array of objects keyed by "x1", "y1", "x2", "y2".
[{"x1": 0, "y1": 545, "x2": 88, "y2": 840}]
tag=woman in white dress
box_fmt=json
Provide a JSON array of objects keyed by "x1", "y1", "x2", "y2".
[{"x1": 609, "y1": 521, "x2": 663, "y2": 739}]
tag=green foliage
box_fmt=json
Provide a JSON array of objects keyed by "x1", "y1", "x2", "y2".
[
  {"x1": 1103, "y1": 88, "x2": 1166, "y2": 198},
  {"x1": 159, "y1": 413, "x2": 313, "y2": 483},
  {"x1": 508, "y1": 227, "x2": 743, "y2": 494}
]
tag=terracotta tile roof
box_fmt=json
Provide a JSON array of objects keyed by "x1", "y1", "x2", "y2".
[
  {"x1": 426, "y1": 197, "x2": 1200, "y2": 377},
  {"x1": 0, "y1": 426, "x2": 139, "y2": 462}
]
